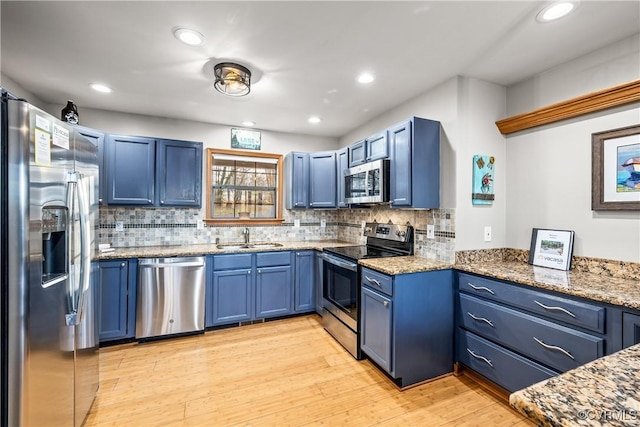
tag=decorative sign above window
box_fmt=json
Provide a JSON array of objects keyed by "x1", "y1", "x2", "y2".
[
  {"x1": 472, "y1": 154, "x2": 495, "y2": 205},
  {"x1": 231, "y1": 128, "x2": 261, "y2": 151}
]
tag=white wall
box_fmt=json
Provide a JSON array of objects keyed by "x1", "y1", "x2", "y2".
[
  {"x1": 0, "y1": 72, "x2": 49, "y2": 111},
  {"x1": 505, "y1": 35, "x2": 640, "y2": 262}
]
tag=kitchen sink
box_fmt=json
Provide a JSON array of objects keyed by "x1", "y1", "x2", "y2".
[{"x1": 216, "y1": 242, "x2": 283, "y2": 250}]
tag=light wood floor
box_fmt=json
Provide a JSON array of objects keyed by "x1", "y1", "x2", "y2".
[{"x1": 85, "y1": 315, "x2": 532, "y2": 427}]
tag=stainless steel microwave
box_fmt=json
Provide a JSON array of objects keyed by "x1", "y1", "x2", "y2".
[{"x1": 344, "y1": 159, "x2": 390, "y2": 204}]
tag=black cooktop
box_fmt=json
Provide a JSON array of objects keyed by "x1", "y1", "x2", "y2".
[{"x1": 324, "y1": 245, "x2": 404, "y2": 261}]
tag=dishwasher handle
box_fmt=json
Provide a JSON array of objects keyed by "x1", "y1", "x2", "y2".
[{"x1": 139, "y1": 257, "x2": 205, "y2": 269}]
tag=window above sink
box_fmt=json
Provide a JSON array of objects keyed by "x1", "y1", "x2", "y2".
[{"x1": 205, "y1": 148, "x2": 284, "y2": 226}]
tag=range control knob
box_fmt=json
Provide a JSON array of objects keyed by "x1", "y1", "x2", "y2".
[
  {"x1": 364, "y1": 226, "x2": 373, "y2": 233},
  {"x1": 396, "y1": 230, "x2": 406, "y2": 238}
]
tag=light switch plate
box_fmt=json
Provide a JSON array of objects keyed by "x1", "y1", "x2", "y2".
[
  {"x1": 115, "y1": 221, "x2": 124, "y2": 232},
  {"x1": 197, "y1": 220, "x2": 205, "y2": 230},
  {"x1": 484, "y1": 226, "x2": 492, "y2": 242},
  {"x1": 427, "y1": 224, "x2": 435, "y2": 239},
  {"x1": 294, "y1": 219, "x2": 300, "y2": 228},
  {"x1": 320, "y1": 219, "x2": 326, "y2": 228}
]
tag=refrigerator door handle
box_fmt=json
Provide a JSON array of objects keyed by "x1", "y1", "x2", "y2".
[
  {"x1": 75, "y1": 172, "x2": 91, "y2": 325},
  {"x1": 65, "y1": 172, "x2": 79, "y2": 317}
]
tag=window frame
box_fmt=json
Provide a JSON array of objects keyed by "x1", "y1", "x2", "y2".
[{"x1": 204, "y1": 148, "x2": 284, "y2": 225}]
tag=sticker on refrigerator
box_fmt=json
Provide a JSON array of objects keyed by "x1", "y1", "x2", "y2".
[
  {"x1": 52, "y1": 124, "x2": 70, "y2": 149},
  {"x1": 34, "y1": 129, "x2": 51, "y2": 166},
  {"x1": 35, "y1": 114, "x2": 51, "y2": 132}
]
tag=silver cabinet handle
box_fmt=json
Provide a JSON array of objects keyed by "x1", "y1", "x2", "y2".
[
  {"x1": 533, "y1": 337, "x2": 575, "y2": 360},
  {"x1": 257, "y1": 269, "x2": 261, "y2": 274},
  {"x1": 247, "y1": 270, "x2": 251, "y2": 274},
  {"x1": 467, "y1": 312, "x2": 494, "y2": 327},
  {"x1": 466, "y1": 349, "x2": 493, "y2": 367},
  {"x1": 467, "y1": 283, "x2": 495, "y2": 295},
  {"x1": 148, "y1": 199, "x2": 152, "y2": 203},
  {"x1": 365, "y1": 276, "x2": 382, "y2": 288},
  {"x1": 383, "y1": 301, "x2": 389, "y2": 308},
  {"x1": 534, "y1": 300, "x2": 576, "y2": 318},
  {"x1": 160, "y1": 200, "x2": 165, "y2": 204},
  {"x1": 121, "y1": 262, "x2": 126, "y2": 268}
]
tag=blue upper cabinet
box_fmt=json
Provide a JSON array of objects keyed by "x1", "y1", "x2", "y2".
[
  {"x1": 156, "y1": 139, "x2": 203, "y2": 207},
  {"x1": 105, "y1": 135, "x2": 203, "y2": 207},
  {"x1": 309, "y1": 151, "x2": 336, "y2": 208},
  {"x1": 348, "y1": 140, "x2": 366, "y2": 167},
  {"x1": 365, "y1": 131, "x2": 388, "y2": 162},
  {"x1": 106, "y1": 135, "x2": 156, "y2": 206},
  {"x1": 389, "y1": 117, "x2": 440, "y2": 209},
  {"x1": 284, "y1": 152, "x2": 310, "y2": 209},
  {"x1": 336, "y1": 148, "x2": 349, "y2": 208},
  {"x1": 73, "y1": 125, "x2": 106, "y2": 205}
]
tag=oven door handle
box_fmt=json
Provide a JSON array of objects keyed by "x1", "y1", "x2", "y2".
[{"x1": 319, "y1": 253, "x2": 358, "y2": 272}]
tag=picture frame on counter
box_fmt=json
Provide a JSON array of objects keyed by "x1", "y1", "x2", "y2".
[
  {"x1": 592, "y1": 124, "x2": 640, "y2": 210},
  {"x1": 528, "y1": 228, "x2": 575, "y2": 271}
]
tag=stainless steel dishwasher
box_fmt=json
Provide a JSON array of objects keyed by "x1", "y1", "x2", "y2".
[{"x1": 136, "y1": 256, "x2": 206, "y2": 339}]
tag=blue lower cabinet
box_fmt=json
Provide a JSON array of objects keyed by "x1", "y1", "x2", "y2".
[
  {"x1": 211, "y1": 269, "x2": 254, "y2": 325},
  {"x1": 256, "y1": 265, "x2": 292, "y2": 318},
  {"x1": 623, "y1": 312, "x2": 640, "y2": 348},
  {"x1": 294, "y1": 251, "x2": 315, "y2": 313},
  {"x1": 99, "y1": 259, "x2": 137, "y2": 342},
  {"x1": 458, "y1": 329, "x2": 558, "y2": 392},
  {"x1": 360, "y1": 268, "x2": 454, "y2": 387}
]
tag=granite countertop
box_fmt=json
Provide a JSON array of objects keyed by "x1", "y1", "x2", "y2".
[
  {"x1": 456, "y1": 261, "x2": 640, "y2": 311},
  {"x1": 98, "y1": 240, "x2": 354, "y2": 260},
  {"x1": 358, "y1": 256, "x2": 451, "y2": 275},
  {"x1": 510, "y1": 344, "x2": 640, "y2": 426}
]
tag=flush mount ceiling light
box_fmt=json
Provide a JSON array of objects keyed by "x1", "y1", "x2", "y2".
[
  {"x1": 357, "y1": 72, "x2": 375, "y2": 84},
  {"x1": 308, "y1": 116, "x2": 322, "y2": 124},
  {"x1": 536, "y1": 1, "x2": 579, "y2": 23},
  {"x1": 172, "y1": 27, "x2": 205, "y2": 46},
  {"x1": 241, "y1": 121, "x2": 256, "y2": 127},
  {"x1": 214, "y1": 62, "x2": 252, "y2": 96},
  {"x1": 89, "y1": 83, "x2": 112, "y2": 93}
]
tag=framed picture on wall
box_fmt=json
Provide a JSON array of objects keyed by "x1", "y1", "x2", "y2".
[
  {"x1": 592, "y1": 124, "x2": 640, "y2": 210},
  {"x1": 528, "y1": 228, "x2": 575, "y2": 271}
]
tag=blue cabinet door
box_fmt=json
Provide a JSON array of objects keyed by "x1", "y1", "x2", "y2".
[
  {"x1": 212, "y1": 269, "x2": 254, "y2": 325},
  {"x1": 623, "y1": 312, "x2": 640, "y2": 348},
  {"x1": 336, "y1": 148, "x2": 348, "y2": 208},
  {"x1": 285, "y1": 152, "x2": 310, "y2": 209},
  {"x1": 156, "y1": 139, "x2": 203, "y2": 207},
  {"x1": 106, "y1": 135, "x2": 155, "y2": 205},
  {"x1": 348, "y1": 140, "x2": 366, "y2": 167},
  {"x1": 74, "y1": 126, "x2": 106, "y2": 205},
  {"x1": 294, "y1": 251, "x2": 315, "y2": 313},
  {"x1": 366, "y1": 131, "x2": 388, "y2": 162},
  {"x1": 309, "y1": 151, "x2": 336, "y2": 208},
  {"x1": 388, "y1": 120, "x2": 412, "y2": 207},
  {"x1": 361, "y1": 286, "x2": 393, "y2": 373},
  {"x1": 256, "y1": 265, "x2": 292, "y2": 318},
  {"x1": 99, "y1": 260, "x2": 129, "y2": 341}
]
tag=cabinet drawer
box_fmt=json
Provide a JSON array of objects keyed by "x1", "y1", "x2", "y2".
[
  {"x1": 458, "y1": 329, "x2": 558, "y2": 392},
  {"x1": 459, "y1": 293, "x2": 604, "y2": 372},
  {"x1": 361, "y1": 268, "x2": 393, "y2": 297},
  {"x1": 213, "y1": 254, "x2": 252, "y2": 270},
  {"x1": 458, "y1": 272, "x2": 605, "y2": 333},
  {"x1": 256, "y1": 251, "x2": 291, "y2": 267}
]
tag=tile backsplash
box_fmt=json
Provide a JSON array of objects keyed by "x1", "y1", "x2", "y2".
[{"x1": 99, "y1": 205, "x2": 456, "y2": 263}]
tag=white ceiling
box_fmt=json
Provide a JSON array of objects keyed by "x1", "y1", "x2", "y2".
[{"x1": 1, "y1": 1, "x2": 639, "y2": 138}]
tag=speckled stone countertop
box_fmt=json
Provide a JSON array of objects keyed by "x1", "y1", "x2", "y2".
[
  {"x1": 455, "y1": 261, "x2": 640, "y2": 310},
  {"x1": 98, "y1": 240, "x2": 354, "y2": 260},
  {"x1": 510, "y1": 344, "x2": 640, "y2": 426},
  {"x1": 358, "y1": 256, "x2": 451, "y2": 275}
]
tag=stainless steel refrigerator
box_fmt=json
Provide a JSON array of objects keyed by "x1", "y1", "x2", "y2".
[{"x1": 1, "y1": 89, "x2": 100, "y2": 426}]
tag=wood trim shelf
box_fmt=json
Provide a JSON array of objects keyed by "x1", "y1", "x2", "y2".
[{"x1": 496, "y1": 79, "x2": 640, "y2": 135}]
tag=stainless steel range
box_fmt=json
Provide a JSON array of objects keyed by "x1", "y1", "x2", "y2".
[{"x1": 320, "y1": 222, "x2": 414, "y2": 359}]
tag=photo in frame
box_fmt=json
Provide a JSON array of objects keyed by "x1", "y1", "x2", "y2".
[
  {"x1": 592, "y1": 124, "x2": 640, "y2": 210},
  {"x1": 528, "y1": 228, "x2": 575, "y2": 271}
]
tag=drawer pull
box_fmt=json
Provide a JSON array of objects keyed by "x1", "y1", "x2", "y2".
[
  {"x1": 467, "y1": 312, "x2": 494, "y2": 327},
  {"x1": 467, "y1": 283, "x2": 495, "y2": 295},
  {"x1": 466, "y1": 349, "x2": 493, "y2": 367},
  {"x1": 533, "y1": 300, "x2": 576, "y2": 318},
  {"x1": 533, "y1": 337, "x2": 575, "y2": 360},
  {"x1": 365, "y1": 276, "x2": 383, "y2": 288}
]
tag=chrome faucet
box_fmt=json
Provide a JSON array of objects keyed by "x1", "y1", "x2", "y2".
[{"x1": 243, "y1": 227, "x2": 250, "y2": 244}]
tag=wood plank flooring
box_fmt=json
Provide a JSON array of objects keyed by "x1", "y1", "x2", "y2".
[{"x1": 85, "y1": 315, "x2": 532, "y2": 427}]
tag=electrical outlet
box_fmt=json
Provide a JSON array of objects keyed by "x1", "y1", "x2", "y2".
[
  {"x1": 197, "y1": 220, "x2": 205, "y2": 230},
  {"x1": 427, "y1": 224, "x2": 435, "y2": 239},
  {"x1": 294, "y1": 219, "x2": 300, "y2": 228},
  {"x1": 484, "y1": 226, "x2": 492, "y2": 242},
  {"x1": 115, "y1": 221, "x2": 124, "y2": 232},
  {"x1": 361, "y1": 221, "x2": 366, "y2": 229},
  {"x1": 320, "y1": 219, "x2": 326, "y2": 228}
]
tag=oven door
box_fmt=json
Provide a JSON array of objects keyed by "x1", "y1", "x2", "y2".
[{"x1": 320, "y1": 252, "x2": 358, "y2": 330}]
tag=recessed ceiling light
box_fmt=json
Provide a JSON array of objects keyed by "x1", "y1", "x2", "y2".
[
  {"x1": 172, "y1": 27, "x2": 205, "y2": 46},
  {"x1": 89, "y1": 83, "x2": 112, "y2": 93},
  {"x1": 308, "y1": 116, "x2": 322, "y2": 124},
  {"x1": 536, "y1": 1, "x2": 579, "y2": 23},
  {"x1": 241, "y1": 121, "x2": 256, "y2": 127},
  {"x1": 357, "y1": 73, "x2": 375, "y2": 84}
]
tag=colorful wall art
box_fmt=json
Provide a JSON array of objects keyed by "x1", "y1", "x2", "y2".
[{"x1": 472, "y1": 155, "x2": 495, "y2": 205}]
